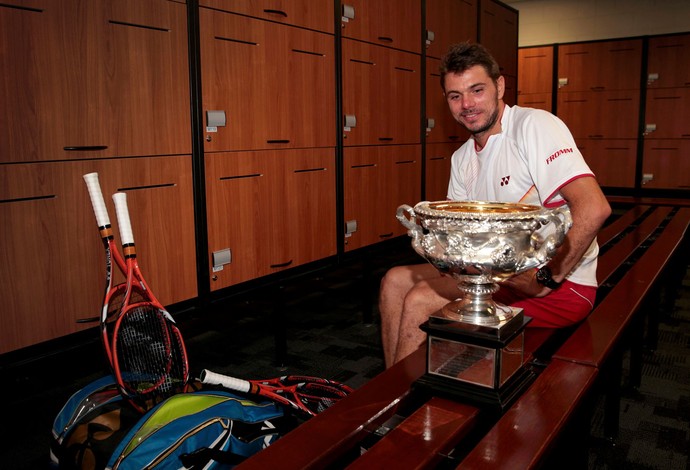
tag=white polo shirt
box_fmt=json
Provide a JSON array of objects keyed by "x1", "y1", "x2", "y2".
[{"x1": 447, "y1": 104, "x2": 599, "y2": 287}]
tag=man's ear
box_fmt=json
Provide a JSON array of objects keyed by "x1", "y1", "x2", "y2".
[{"x1": 496, "y1": 75, "x2": 505, "y2": 100}]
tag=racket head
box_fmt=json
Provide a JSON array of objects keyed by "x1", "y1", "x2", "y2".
[
  {"x1": 112, "y1": 303, "x2": 189, "y2": 404},
  {"x1": 200, "y1": 371, "x2": 353, "y2": 417}
]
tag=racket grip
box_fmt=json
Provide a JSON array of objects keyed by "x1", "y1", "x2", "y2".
[
  {"x1": 200, "y1": 370, "x2": 251, "y2": 393},
  {"x1": 112, "y1": 192, "x2": 135, "y2": 246},
  {"x1": 83, "y1": 173, "x2": 110, "y2": 228}
]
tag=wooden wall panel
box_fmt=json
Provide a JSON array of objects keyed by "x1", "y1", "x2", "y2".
[
  {"x1": 425, "y1": 142, "x2": 463, "y2": 201},
  {"x1": 342, "y1": 40, "x2": 421, "y2": 146},
  {"x1": 425, "y1": 0, "x2": 477, "y2": 59},
  {"x1": 557, "y1": 90, "x2": 640, "y2": 140},
  {"x1": 205, "y1": 149, "x2": 337, "y2": 289},
  {"x1": 200, "y1": 8, "x2": 336, "y2": 152},
  {"x1": 340, "y1": 0, "x2": 422, "y2": 54},
  {"x1": 0, "y1": 156, "x2": 197, "y2": 354},
  {"x1": 343, "y1": 146, "x2": 422, "y2": 251},
  {"x1": 642, "y1": 140, "x2": 690, "y2": 190},
  {"x1": 644, "y1": 87, "x2": 690, "y2": 139},
  {"x1": 479, "y1": 0, "x2": 518, "y2": 106},
  {"x1": 577, "y1": 140, "x2": 637, "y2": 188},
  {"x1": 518, "y1": 45, "x2": 553, "y2": 112},
  {"x1": 0, "y1": 0, "x2": 190, "y2": 163},
  {"x1": 199, "y1": 0, "x2": 334, "y2": 33},
  {"x1": 557, "y1": 39, "x2": 642, "y2": 92},
  {"x1": 646, "y1": 33, "x2": 690, "y2": 89}
]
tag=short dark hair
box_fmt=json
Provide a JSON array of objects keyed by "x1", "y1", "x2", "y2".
[{"x1": 439, "y1": 42, "x2": 501, "y2": 90}]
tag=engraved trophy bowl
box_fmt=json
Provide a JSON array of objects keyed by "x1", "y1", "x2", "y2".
[{"x1": 397, "y1": 200, "x2": 572, "y2": 327}]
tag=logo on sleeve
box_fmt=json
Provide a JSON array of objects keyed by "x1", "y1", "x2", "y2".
[
  {"x1": 546, "y1": 147, "x2": 573, "y2": 165},
  {"x1": 500, "y1": 175, "x2": 510, "y2": 186}
]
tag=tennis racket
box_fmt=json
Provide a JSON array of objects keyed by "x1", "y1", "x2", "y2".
[
  {"x1": 111, "y1": 191, "x2": 189, "y2": 409},
  {"x1": 83, "y1": 172, "x2": 132, "y2": 365},
  {"x1": 199, "y1": 369, "x2": 354, "y2": 416}
]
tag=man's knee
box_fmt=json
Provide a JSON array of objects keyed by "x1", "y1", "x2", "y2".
[{"x1": 380, "y1": 265, "x2": 410, "y2": 294}]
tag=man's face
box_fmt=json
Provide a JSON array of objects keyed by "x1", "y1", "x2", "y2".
[{"x1": 443, "y1": 65, "x2": 505, "y2": 137}]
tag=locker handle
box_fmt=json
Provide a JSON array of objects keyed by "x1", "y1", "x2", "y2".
[
  {"x1": 449, "y1": 135, "x2": 461, "y2": 140},
  {"x1": 267, "y1": 139, "x2": 290, "y2": 144},
  {"x1": 64, "y1": 145, "x2": 108, "y2": 151},
  {"x1": 270, "y1": 259, "x2": 293, "y2": 268},
  {"x1": 379, "y1": 233, "x2": 393, "y2": 239},
  {"x1": 264, "y1": 9, "x2": 288, "y2": 17},
  {"x1": 378, "y1": 36, "x2": 393, "y2": 43},
  {"x1": 588, "y1": 134, "x2": 604, "y2": 139},
  {"x1": 378, "y1": 137, "x2": 393, "y2": 142}
]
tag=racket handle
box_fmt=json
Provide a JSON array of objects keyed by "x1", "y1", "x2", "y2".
[
  {"x1": 83, "y1": 173, "x2": 110, "y2": 228},
  {"x1": 200, "y1": 370, "x2": 251, "y2": 393},
  {"x1": 112, "y1": 192, "x2": 135, "y2": 246}
]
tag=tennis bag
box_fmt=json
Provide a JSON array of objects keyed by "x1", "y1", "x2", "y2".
[{"x1": 51, "y1": 376, "x2": 288, "y2": 469}]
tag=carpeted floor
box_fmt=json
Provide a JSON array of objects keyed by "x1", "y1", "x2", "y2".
[{"x1": 1, "y1": 236, "x2": 688, "y2": 469}]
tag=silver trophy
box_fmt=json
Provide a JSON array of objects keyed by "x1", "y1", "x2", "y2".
[{"x1": 397, "y1": 200, "x2": 572, "y2": 409}]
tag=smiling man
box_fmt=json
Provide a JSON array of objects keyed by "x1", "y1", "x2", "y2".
[{"x1": 378, "y1": 42, "x2": 612, "y2": 367}]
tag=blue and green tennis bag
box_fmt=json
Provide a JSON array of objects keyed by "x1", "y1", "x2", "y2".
[{"x1": 51, "y1": 376, "x2": 288, "y2": 469}]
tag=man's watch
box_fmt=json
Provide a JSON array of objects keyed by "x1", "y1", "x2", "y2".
[{"x1": 535, "y1": 266, "x2": 562, "y2": 290}]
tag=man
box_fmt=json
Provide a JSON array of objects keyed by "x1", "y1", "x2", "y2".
[{"x1": 379, "y1": 43, "x2": 611, "y2": 367}]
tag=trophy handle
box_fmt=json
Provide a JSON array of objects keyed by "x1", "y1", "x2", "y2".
[
  {"x1": 534, "y1": 205, "x2": 573, "y2": 264},
  {"x1": 396, "y1": 204, "x2": 422, "y2": 238}
]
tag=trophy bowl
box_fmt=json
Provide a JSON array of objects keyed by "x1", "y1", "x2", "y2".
[{"x1": 397, "y1": 200, "x2": 572, "y2": 326}]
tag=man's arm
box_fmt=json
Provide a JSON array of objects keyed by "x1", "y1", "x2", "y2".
[{"x1": 503, "y1": 175, "x2": 611, "y2": 297}]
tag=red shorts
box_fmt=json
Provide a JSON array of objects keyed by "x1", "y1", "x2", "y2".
[{"x1": 493, "y1": 280, "x2": 597, "y2": 328}]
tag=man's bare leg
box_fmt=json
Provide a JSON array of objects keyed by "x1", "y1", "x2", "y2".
[
  {"x1": 379, "y1": 264, "x2": 440, "y2": 367},
  {"x1": 379, "y1": 263, "x2": 462, "y2": 366},
  {"x1": 391, "y1": 275, "x2": 459, "y2": 364}
]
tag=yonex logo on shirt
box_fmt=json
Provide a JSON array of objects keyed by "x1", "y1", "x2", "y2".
[
  {"x1": 546, "y1": 147, "x2": 574, "y2": 165},
  {"x1": 500, "y1": 176, "x2": 510, "y2": 186}
]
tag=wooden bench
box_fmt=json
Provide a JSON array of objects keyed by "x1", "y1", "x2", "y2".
[
  {"x1": 237, "y1": 202, "x2": 690, "y2": 469},
  {"x1": 553, "y1": 206, "x2": 690, "y2": 438},
  {"x1": 454, "y1": 205, "x2": 690, "y2": 468},
  {"x1": 457, "y1": 358, "x2": 598, "y2": 469}
]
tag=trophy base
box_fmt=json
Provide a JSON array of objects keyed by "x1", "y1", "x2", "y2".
[
  {"x1": 413, "y1": 363, "x2": 537, "y2": 414},
  {"x1": 416, "y1": 309, "x2": 535, "y2": 412}
]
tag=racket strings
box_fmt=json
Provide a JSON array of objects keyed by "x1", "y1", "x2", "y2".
[
  {"x1": 114, "y1": 306, "x2": 186, "y2": 397},
  {"x1": 297, "y1": 382, "x2": 352, "y2": 414}
]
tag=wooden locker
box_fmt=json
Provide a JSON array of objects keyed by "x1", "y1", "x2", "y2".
[
  {"x1": 425, "y1": 0, "x2": 478, "y2": 59},
  {"x1": 426, "y1": 142, "x2": 463, "y2": 201},
  {"x1": 518, "y1": 93, "x2": 552, "y2": 112},
  {"x1": 479, "y1": 0, "x2": 518, "y2": 77},
  {"x1": 503, "y1": 74, "x2": 517, "y2": 106},
  {"x1": 557, "y1": 39, "x2": 642, "y2": 92},
  {"x1": 0, "y1": 0, "x2": 191, "y2": 163},
  {"x1": 342, "y1": 39, "x2": 421, "y2": 146},
  {"x1": 199, "y1": 0, "x2": 335, "y2": 33},
  {"x1": 577, "y1": 139, "x2": 637, "y2": 188},
  {"x1": 518, "y1": 46, "x2": 554, "y2": 96},
  {"x1": 205, "y1": 149, "x2": 336, "y2": 289},
  {"x1": 425, "y1": 58, "x2": 471, "y2": 144},
  {"x1": 0, "y1": 156, "x2": 197, "y2": 354},
  {"x1": 646, "y1": 33, "x2": 690, "y2": 89},
  {"x1": 642, "y1": 140, "x2": 690, "y2": 190},
  {"x1": 343, "y1": 145, "x2": 422, "y2": 251},
  {"x1": 200, "y1": 8, "x2": 336, "y2": 152},
  {"x1": 644, "y1": 88, "x2": 690, "y2": 139},
  {"x1": 557, "y1": 90, "x2": 640, "y2": 140},
  {"x1": 340, "y1": 0, "x2": 422, "y2": 54}
]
